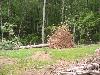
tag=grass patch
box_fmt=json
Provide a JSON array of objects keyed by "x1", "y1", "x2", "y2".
[
  {"x1": 0, "y1": 44, "x2": 99, "y2": 59},
  {"x1": 50, "y1": 44, "x2": 100, "y2": 60},
  {"x1": 0, "y1": 44, "x2": 99, "y2": 75},
  {"x1": 0, "y1": 48, "x2": 44, "y2": 58},
  {"x1": 0, "y1": 59, "x2": 53, "y2": 75},
  {"x1": 18, "y1": 58, "x2": 53, "y2": 69}
]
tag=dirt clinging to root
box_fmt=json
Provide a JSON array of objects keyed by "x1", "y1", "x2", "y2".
[{"x1": 48, "y1": 25, "x2": 74, "y2": 49}]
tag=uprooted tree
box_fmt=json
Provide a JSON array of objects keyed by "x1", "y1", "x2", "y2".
[
  {"x1": 19, "y1": 25, "x2": 74, "y2": 49},
  {"x1": 48, "y1": 25, "x2": 74, "y2": 49}
]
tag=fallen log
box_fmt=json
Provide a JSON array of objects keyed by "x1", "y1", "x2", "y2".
[{"x1": 19, "y1": 44, "x2": 49, "y2": 49}]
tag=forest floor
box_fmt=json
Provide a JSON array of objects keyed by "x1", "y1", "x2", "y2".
[{"x1": 0, "y1": 44, "x2": 100, "y2": 75}]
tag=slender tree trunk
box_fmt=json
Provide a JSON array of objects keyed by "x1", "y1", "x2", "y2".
[
  {"x1": 18, "y1": 21, "x2": 22, "y2": 38},
  {"x1": 7, "y1": 0, "x2": 11, "y2": 38},
  {"x1": 73, "y1": 24, "x2": 75, "y2": 43},
  {"x1": 61, "y1": 0, "x2": 65, "y2": 22},
  {"x1": 86, "y1": 0, "x2": 88, "y2": 7},
  {"x1": 0, "y1": 1, "x2": 3, "y2": 42},
  {"x1": 42, "y1": 0, "x2": 46, "y2": 44},
  {"x1": 7, "y1": 0, "x2": 10, "y2": 18}
]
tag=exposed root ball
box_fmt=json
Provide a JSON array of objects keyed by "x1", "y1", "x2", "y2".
[{"x1": 48, "y1": 25, "x2": 74, "y2": 49}]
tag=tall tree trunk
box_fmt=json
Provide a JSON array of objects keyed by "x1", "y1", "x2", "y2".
[
  {"x1": 18, "y1": 21, "x2": 22, "y2": 38},
  {"x1": 73, "y1": 24, "x2": 75, "y2": 43},
  {"x1": 7, "y1": 0, "x2": 11, "y2": 38},
  {"x1": 61, "y1": 0, "x2": 65, "y2": 22},
  {"x1": 7, "y1": 0, "x2": 10, "y2": 18},
  {"x1": 0, "y1": 1, "x2": 3, "y2": 42},
  {"x1": 42, "y1": 0, "x2": 46, "y2": 44},
  {"x1": 18, "y1": 0, "x2": 23, "y2": 38}
]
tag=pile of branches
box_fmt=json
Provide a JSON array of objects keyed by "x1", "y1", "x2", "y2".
[
  {"x1": 48, "y1": 25, "x2": 74, "y2": 49},
  {"x1": 51, "y1": 53, "x2": 100, "y2": 75}
]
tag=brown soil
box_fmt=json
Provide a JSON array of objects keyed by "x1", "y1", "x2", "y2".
[
  {"x1": 48, "y1": 25, "x2": 74, "y2": 49},
  {"x1": 22, "y1": 59, "x2": 72, "y2": 75},
  {"x1": 30, "y1": 51, "x2": 52, "y2": 61},
  {"x1": 21, "y1": 66, "x2": 54, "y2": 75},
  {"x1": 0, "y1": 56, "x2": 16, "y2": 65},
  {"x1": 0, "y1": 56, "x2": 17, "y2": 70}
]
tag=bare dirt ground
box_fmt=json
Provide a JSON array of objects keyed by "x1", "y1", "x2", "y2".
[
  {"x1": 0, "y1": 56, "x2": 16, "y2": 65},
  {"x1": 30, "y1": 51, "x2": 52, "y2": 61},
  {"x1": 21, "y1": 59, "x2": 73, "y2": 75},
  {"x1": 22, "y1": 51, "x2": 53, "y2": 75}
]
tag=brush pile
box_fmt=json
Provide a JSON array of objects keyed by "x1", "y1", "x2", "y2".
[
  {"x1": 48, "y1": 25, "x2": 74, "y2": 49},
  {"x1": 50, "y1": 49, "x2": 100, "y2": 75}
]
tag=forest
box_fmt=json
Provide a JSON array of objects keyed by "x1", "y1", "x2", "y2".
[
  {"x1": 0, "y1": 0, "x2": 100, "y2": 49},
  {"x1": 0, "y1": 0, "x2": 100, "y2": 75}
]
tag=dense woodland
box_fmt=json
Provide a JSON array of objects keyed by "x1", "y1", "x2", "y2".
[{"x1": 0, "y1": 0, "x2": 100, "y2": 48}]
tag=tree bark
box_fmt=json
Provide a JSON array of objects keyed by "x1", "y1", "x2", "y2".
[
  {"x1": 42, "y1": 0, "x2": 46, "y2": 44},
  {"x1": 73, "y1": 24, "x2": 75, "y2": 43},
  {"x1": 61, "y1": 0, "x2": 65, "y2": 22},
  {"x1": 0, "y1": 1, "x2": 3, "y2": 42},
  {"x1": 19, "y1": 44, "x2": 49, "y2": 49},
  {"x1": 7, "y1": 0, "x2": 10, "y2": 18}
]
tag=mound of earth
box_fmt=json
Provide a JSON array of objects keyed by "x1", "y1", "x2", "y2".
[{"x1": 48, "y1": 25, "x2": 74, "y2": 49}]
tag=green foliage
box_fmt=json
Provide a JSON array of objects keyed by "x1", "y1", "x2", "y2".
[
  {"x1": 92, "y1": 33, "x2": 100, "y2": 42},
  {"x1": 0, "y1": 22, "x2": 22, "y2": 50},
  {"x1": 45, "y1": 26, "x2": 57, "y2": 36},
  {"x1": 0, "y1": 0, "x2": 100, "y2": 45},
  {"x1": 2, "y1": 22, "x2": 16, "y2": 33},
  {"x1": 0, "y1": 36, "x2": 22, "y2": 50},
  {"x1": 66, "y1": 10, "x2": 100, "y2": 44},
  {"x1": 20, "y1": 34, "x2": 40, "y2": 45},
  {"x1": 0, "y1": 39, "x2": 14, "y2": 50}
]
